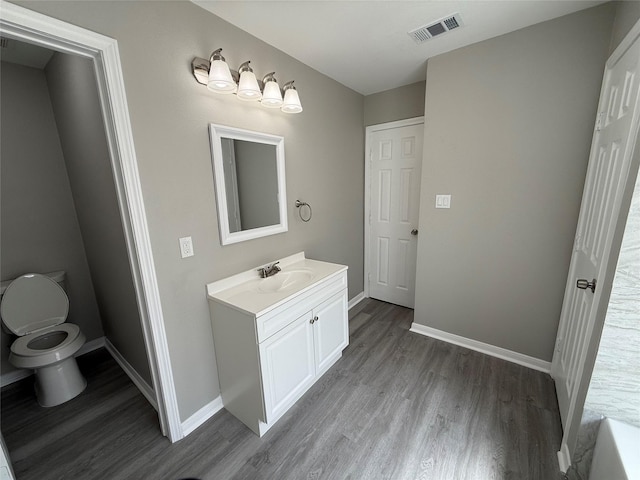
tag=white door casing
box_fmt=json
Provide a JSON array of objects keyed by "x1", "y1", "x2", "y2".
[
  {"x1": 365, "y1": 118, "x2": 424, "y2": 308},
  {"x1": 551, "y1": 20, "x2": 640, "y2": 471},
  {"x1": 221, "y1": 139, "x2": 241, "y2": 232}
]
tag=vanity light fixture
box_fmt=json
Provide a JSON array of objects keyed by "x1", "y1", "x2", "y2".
[
  {"x1": 281, "y1": 81, "x2": 303, "y2": 114},
  {"x1": 192, "y1": 49, "x2": 302, "y2": 113},
  {"x1": 206, "y1": 48, "x2": 237, "y2": 94},
  {"x1": 260, "y1": 72, "x2": 283, "y2": 108},
  {"x1": 237, "y1": 61, "x2": 262, "y2": 101}
]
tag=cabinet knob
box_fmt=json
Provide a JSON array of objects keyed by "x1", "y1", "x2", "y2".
[{"x1": 310, "y1": 316, "x2": 319, "y2": 324}]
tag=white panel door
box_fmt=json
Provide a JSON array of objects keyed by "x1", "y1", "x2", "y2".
[
  {"x1": 313, "y1": 290, "x2": 349, "y2": 374},
  {"x1": 368, "y1": 122, "x2": 423, "y2": 308},
  {"x1": 551, "y1": 25, "x2": 640, "y2": 433},
  {"x1": 260, "y1": 312, "x2": 315, "y2": 423}
]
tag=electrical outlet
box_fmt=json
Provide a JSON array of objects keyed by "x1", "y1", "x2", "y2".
[{"x1": 179, "y1": 236, "x2": 194, "y2": 258}]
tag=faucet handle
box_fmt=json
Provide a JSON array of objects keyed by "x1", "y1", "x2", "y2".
[{"x1": 257, "y1": 267, "x2": 267, "y2": 278}]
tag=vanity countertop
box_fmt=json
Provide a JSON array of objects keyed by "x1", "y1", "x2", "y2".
[{"x1": 206, "y1": 252, "x2": 347, "y2": 317}]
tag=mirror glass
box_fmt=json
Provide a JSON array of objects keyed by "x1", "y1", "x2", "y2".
[{"x1": 209, "y1": 124, "x2": 287, "y2": 245}]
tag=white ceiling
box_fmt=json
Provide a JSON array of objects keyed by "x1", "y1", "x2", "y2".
[{"x1": 194, "y1": 0, "x2": 607, "y2": 95}]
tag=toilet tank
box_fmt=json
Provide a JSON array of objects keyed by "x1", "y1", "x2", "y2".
[{"x1": 0, "y1": 271, "x2": 66, "y2": 298}]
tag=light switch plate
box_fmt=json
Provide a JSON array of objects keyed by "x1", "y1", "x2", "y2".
[
  {"x1": 435, "y1": 194, "x2": 451, "y2": 209},
  {"x1": 179, "y1": 236, "x2": 194, "y2": 258}
]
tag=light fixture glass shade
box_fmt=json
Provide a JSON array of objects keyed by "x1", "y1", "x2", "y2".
[
  {"x1": 261, "y1": 75, "x2": 283, "y2": 108},
  {"x1": 281, "y1": 82, "x2": 303, "y2": 113},
  {"x1": 207, "y1": 59, "x2": 237, "y2": 94},
  {"x1": 237, "y1": 62, "x2": 262, "y2": 101}
]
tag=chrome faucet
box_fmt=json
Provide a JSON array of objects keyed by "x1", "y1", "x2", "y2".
[{"x1": 258, "y1": 262, "x2": 281, "y2": 278}]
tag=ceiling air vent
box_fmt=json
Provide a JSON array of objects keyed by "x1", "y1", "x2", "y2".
[
  {"x1": 408, "y1": 13, "x2": 464, "y2": 44},
  {"x1": 0, "y1": 37, "x2": 11, "y2": 49}
]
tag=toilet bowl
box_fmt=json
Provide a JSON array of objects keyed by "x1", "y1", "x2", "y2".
[{"x1": 1, "y1": 273, "x2": 86, "y2": 407}]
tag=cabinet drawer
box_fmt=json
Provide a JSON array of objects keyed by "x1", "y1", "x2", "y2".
[{"x1": 256, "y1": 271, "x2": 347, "y2": 343}]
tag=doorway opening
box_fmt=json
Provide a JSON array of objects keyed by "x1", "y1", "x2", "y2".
[{"x1": 0, "y1": 3, "x2": 181, "y2": 442}]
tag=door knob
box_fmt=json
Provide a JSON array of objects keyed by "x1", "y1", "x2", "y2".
[
  {"x1": 411, "y1": 229, "x2": 419, "y2": 236},
  {"x1": 576, "y1": 278, "x2": 596, "y2": 293}
]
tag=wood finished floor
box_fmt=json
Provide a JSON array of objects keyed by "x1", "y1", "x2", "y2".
[{"x1": 1, "y1": 299, "x2": 564, "y2": 480}]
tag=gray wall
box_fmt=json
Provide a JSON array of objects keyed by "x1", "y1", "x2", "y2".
[
  {"x1": 609, "y1": 0, "x2": 640, "y2": 54},
  {"x1": 0, "y1": 61, "x2": 104, "y2": 375},
  {"x1": 16, "y1": 0, "x2": 365, "y2": 422},
  {"x1": 45, "y1": 52, "x2": 152, "y2": 385},
  {"x1": 414, "y1": 4, "x2": 616, "y2": 362},
  {"x1": 364, "y1": 81, "x2": 426, "y2": 126},
  {"x1": 234, "y1": 140, "x2": 279, "y2": 230}
]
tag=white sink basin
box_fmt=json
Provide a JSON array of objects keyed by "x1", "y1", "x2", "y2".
[
  {"x1": 251, "y1": 269, "x2": 315, "y2": 294},
  {"x1": 207, "y1": 253, "x2": 348, "y2": 316}
]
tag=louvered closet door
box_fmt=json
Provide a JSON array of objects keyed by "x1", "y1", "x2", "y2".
[{"x1": 369, "y1": 123, "x2": 423, "y2": 308}]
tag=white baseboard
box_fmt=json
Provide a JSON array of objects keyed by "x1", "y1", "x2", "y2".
[
  {"x1": 78, "y1": 336, "x2": 107, "y2": 355},
  {"x1": 0, "y1": 369, "x2": 32, "y2": 388},
  {"x1": 409, "y1": 323, "x2": 551, "y2": 373},
  {"x1": 2, "y1": 335, "x2": 159, "y2": 413},
  {"x1": 104, "y1": 338, "x2": 157, "y2": 411},
  {"x1": 557, "y1": 443, "x2": 571, "y2": 473},
  {"x1": 348, "y1": 291, "x2": 366, "y2": 310},
  {"x1": 181, "y1": 396, "x2": 224, "y2": 437},
  {"x1": 1, "y1": 336, "x2": 106, "y2": 388}
]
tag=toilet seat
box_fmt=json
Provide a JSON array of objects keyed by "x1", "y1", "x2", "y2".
[
  {"x1": 1, "y1": 273, "x2": 85, "y2": 370},
  {"x1": 9, "y1": 324, "x2": 85, "y2": 369},
  {"x1": 0, "y1": 273, "x2": 69, "y2": 336},
  {"x1": 11, "y1": 323, "x2": 82, "y2": 356}
]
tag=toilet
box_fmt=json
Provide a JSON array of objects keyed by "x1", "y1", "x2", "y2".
[{"x1": 0, "y1": 272, "x2": 86, "y2": 407}]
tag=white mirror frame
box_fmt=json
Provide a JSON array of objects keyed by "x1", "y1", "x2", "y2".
[{"x1": 209, "y1": 124, "x2": 288, "y2": 245}]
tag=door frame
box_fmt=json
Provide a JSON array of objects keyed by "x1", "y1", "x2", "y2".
[
  {"x1": 364, "y1": 117, "x2": 424, "y2": 301},
  {"x1": 0, "y1": 2, "x2": 182, "y2": 442},
  {"x1": 552, "y1": 18, "x2": 640, "y2": 471}
]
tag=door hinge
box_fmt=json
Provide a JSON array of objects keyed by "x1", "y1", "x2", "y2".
[
  {"x1": 555, "y1": 336, "x2": 563, "y2": 353},
  {"x1": 574, "y1": 233, "x2": 582, "y2": 251},
  {"x1": 595, "y1": 112, "x2": 604, "y2": 132}
]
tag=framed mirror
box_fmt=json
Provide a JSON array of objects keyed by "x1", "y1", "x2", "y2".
[{"x1": 209, "y1": 124, "x2": 288, "y2": 245}]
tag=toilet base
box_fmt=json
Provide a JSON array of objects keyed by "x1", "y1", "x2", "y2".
[{"x1": 34, "y1": 356, "x2": 87, "y2": 407}]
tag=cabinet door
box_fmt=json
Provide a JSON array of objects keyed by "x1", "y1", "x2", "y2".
[
  {"x1": 259, "y1": 312, "x2": 315, "y2": 424},
  {"x1": 313, "y1": 290, "x2": 349, "y2": 374}
]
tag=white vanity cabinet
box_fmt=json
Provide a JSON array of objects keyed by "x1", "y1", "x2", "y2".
[
  {"x1": 206, "y1": 253, "x2": 348, "y2": 436},
  {"x1": 260, "y1": 289, "x2": 347, "y2": 424}
]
